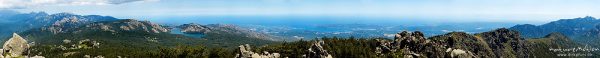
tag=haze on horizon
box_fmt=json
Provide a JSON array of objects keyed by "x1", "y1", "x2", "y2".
[{"x1": 1, "y1": 0, "x2": 600, "y2": 24}]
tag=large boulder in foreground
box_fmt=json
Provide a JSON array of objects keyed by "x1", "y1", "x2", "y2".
[
  {"x1": 307, "y1": 41, "x2": 333, "y2": 58},
  {"x1": 2, "y1": 33, "x2": 29, "y2": 57}
]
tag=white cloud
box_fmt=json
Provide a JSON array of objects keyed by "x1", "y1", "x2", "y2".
[{"x1": 0, "y1": 0, "x2": 157, "y2": 9}]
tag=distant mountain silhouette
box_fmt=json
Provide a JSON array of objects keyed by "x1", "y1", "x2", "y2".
[
  {"x1": 509, "y1": 16, "x2": 600, "y2": 46},
  {"x1": 511, "y1": 16, "x2": 599, "y2": 38}
]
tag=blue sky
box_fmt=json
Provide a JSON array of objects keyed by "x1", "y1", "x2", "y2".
[{"x1": 3, "y1": 0, "x2": 600, "y2": 23}]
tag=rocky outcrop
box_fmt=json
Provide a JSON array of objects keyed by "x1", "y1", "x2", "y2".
[
  {"x1": 428, "y1": 32, "x2": 495, "y2": 58},
  {"x1": 236, "y1": 44, "x2": 280, "y2": 58},
  {"x1": 177, "y1": 23, "x2": 211, "y2": 34},
  {"x1": 476, "y1": 28, "x2": 530, "y2": 58},
  {"x1": 445, "y1": 48, "x2": 475, "y2": 58},
  {"x1": 395, "y1": 31, "x2": 427, "y2": 53},
  {"x1": 307, "y1": 41, "x2": 333, "y2": 58},
  {"x1": 0, "y1": 33, "x2": 45, "y2": 58},
  {"x1": 2, "y1": 33, "x2": 29, "y2": 57},
  {"x1": 376, "y1": 31, "x2": 429, "y2": 57}
]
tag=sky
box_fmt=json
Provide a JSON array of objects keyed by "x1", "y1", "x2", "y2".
[{"x1": 2, "y1": 0, "x2": 600, "y2": 24}]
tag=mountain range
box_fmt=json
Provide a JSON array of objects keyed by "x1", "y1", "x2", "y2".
[
  {"x1": 0, "y1": 10, "x2": 597, "y2": 57},
  {"x1": 12, "y1": 16, "x2": 283, "y2": 57}
]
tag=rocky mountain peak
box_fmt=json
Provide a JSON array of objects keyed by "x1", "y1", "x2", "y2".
[
  {"x1": 580, "y1": 16, "x2": 596, "y2": 20},
  {"x1": 374, "y1": 31, "x2": 432, "y2": 57},
  {"x1": 393, "y1": 31, "x2": 427, "y2": 48},
  {"x1": 394, "y1": 31, "x2": 426, "y2": 43},
  {"x1": 479, "y1": 28, "x2": 521, "y2": 40},
  {"x1": 478, "y1": 28, "x2": 522, "y2": 43}
]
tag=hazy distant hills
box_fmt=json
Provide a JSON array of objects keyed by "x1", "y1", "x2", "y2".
[
  {"x1": 510, "y1": 16, "x2": 600, "y2": 38},
  {"x1": 509, "y1": 16, "x2": 600, "y2": 47}
]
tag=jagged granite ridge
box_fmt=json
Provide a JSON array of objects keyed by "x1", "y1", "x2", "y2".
[{"x1": 374, "y1": 28, "x2": 531, "y2": 58}]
